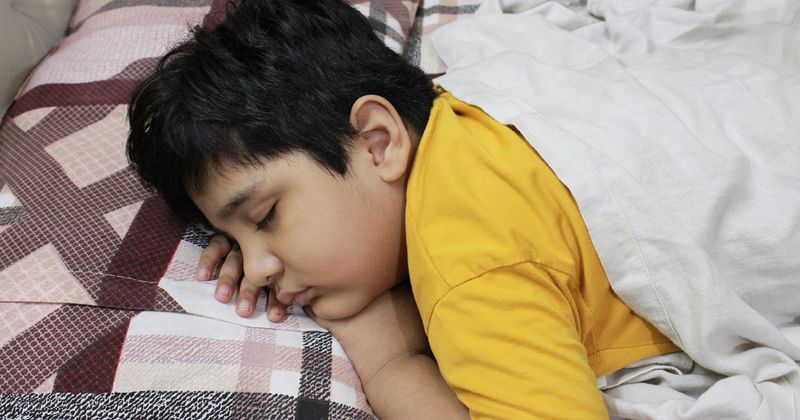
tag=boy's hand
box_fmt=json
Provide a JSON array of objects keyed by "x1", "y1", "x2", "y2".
[
  {"x1": 304, "y1": 283, "x2": 428, "y2": 387},
  {"x1": 195, "y1": 233, "x2": 288, "y2": 322}
]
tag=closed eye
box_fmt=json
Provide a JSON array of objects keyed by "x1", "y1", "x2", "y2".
[{"x1": 256, "y1": 203, "x2": 277, "y2": 231}]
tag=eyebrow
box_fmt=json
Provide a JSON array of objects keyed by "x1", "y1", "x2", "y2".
[{"x1": 218, "y1": 182, "x2": 260, "y2": 220}]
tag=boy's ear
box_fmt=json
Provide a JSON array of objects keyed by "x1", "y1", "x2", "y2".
[{"x1": 349, "y1": 95, "x2": 412, "y2": 183}]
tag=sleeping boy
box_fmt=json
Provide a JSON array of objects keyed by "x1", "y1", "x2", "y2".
[{"x1": 126, "y1": 0, "x2": 680, "y2": 417}]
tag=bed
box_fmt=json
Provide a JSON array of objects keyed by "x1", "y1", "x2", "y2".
[{"x1": 1, "y1": 0, "x2": 798, "y2": 418}]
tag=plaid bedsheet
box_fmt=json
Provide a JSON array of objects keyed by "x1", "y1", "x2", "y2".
[{"x1": 0, "y1": 0, "x2": 480, "y2": 417}]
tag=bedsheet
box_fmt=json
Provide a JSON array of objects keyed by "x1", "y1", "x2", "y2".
[{"x1": 431, "y1": 0, "x2": 800, "y2": 418}]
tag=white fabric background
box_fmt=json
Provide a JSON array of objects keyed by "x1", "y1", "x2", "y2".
[{"x1": 432, "y1": 1, "x2": 800, "y2": 418}]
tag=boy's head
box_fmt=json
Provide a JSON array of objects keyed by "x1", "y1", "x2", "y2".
[{"x1": 127, "y1": 0, "x2": 435, "y2": 319}]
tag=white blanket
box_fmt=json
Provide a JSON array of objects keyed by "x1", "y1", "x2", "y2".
[{"x1": 431, "y1": 1, "x2": 800, "y2": 418}]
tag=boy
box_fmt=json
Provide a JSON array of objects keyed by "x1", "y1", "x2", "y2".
[{"x1": 127, "y1": 0, "x2": 678, "y2": 417}]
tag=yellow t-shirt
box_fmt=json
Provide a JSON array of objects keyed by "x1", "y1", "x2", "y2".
[{"x1": 405, "y1": 92, "x2": 679, "y2": 419}]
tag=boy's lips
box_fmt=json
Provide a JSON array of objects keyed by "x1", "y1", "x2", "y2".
[{"x1": 278, "y1": 288, "x2": 311, "y2": 307}]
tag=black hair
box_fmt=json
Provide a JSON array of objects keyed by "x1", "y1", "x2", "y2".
[{"x1": 127, "y1": 0, "x2": 435, "y2": 224}]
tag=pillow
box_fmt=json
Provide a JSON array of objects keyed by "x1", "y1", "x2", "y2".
[{"x1": 1, "y1": 0, "x2": 212, "y2": 313}]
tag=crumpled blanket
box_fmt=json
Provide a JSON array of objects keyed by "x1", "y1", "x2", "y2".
[{"x1": 431, "y1": 0, "x2": 800, "y2": 418}]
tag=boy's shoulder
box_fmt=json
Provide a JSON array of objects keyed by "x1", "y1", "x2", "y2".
[{"x1": 406, "y1": 92, "x2": 581, "y2": 287}]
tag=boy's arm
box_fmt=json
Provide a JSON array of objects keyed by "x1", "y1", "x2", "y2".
[
  {"x1": 306, "y1": 284, "x2": 469, "y2": 420},
  {"x1": 361, "y1": 351, "x2": 469, "y2": 419}
]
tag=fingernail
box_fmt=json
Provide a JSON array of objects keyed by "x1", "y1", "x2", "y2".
[
  {"x1": 270, "y1": 307, "x2": 282, "y2": 317},
  {"x1": 195, "y1": 267, "x2": 209, "y2": 281},
  {"x1": 238, "y1": 300, "x2": 251, "y2": 313},
  {"x1": 215, "y1": 284, "x2": 231, "y2": 301}
]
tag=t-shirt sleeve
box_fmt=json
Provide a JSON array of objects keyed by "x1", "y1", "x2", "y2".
[{"x1": 426, "y1": 261, "x2": 608, "y2": 419}]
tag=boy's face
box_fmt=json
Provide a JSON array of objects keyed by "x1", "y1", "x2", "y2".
[{"x1": 191, "y1": 96, "x2": 414, "y2": 320}]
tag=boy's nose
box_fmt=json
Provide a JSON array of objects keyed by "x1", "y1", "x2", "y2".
[{"x1": 245, "y1": 253, "x2": 284, "y2": 288}]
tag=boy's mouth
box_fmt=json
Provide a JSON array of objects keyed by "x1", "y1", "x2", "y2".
[{"x1": 278, "y1": 287, "x2": 311, "y2": 307}]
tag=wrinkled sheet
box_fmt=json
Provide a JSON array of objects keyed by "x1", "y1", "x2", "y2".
[{"x1": 431, "y1": 0, "x2": 800, "y2": 418}]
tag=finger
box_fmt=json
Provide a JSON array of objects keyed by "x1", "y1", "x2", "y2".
[
  {"x1": 215, "y1": 248, "x2": 243, "y2": 303},
  {"x1": 236, "y1": 276, "x2": 262, "y2": 318},
  {"x1": 195, "y1": 234, "x2": 231, "y2": 280},
  {"x1": 266, "y1": 288, "x2": 288, "y2": 323}
]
